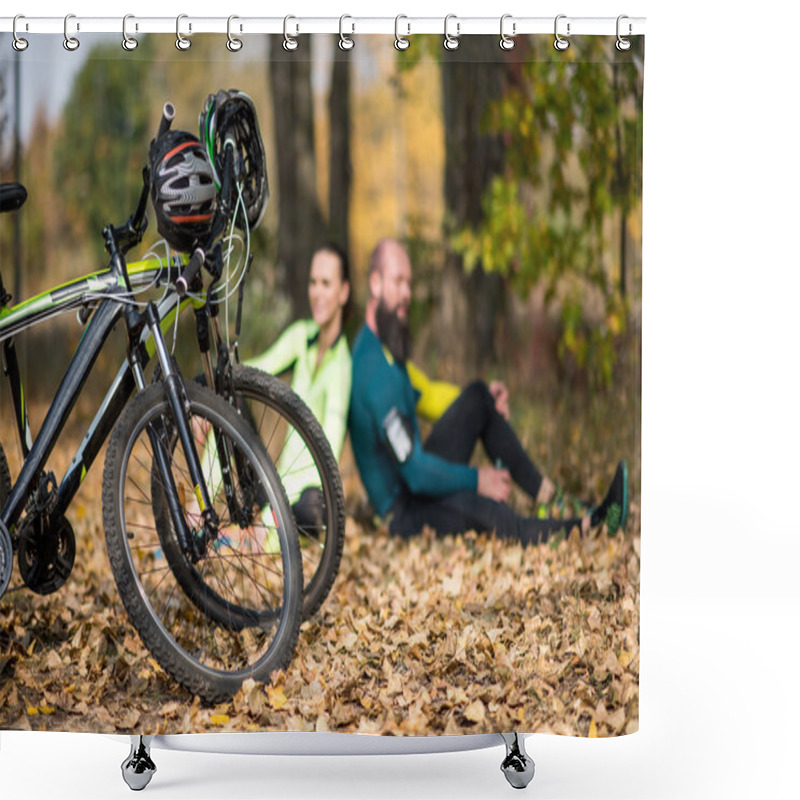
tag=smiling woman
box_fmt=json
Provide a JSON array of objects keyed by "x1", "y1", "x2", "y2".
[{"x1": 248, "y1": 242, "x2": 352, "y2": 468}]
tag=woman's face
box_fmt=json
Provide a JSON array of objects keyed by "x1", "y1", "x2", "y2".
[{"x1": 308, "y1": 250, "x2": 349, "y2": 331}]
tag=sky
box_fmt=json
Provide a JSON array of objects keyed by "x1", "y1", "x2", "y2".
[
  {"x1": 0, "y1": 33, "x2": 120, "y2": 148},
  {"x1": 0, "y1": 31, "x2": 364, "y2": 163}
]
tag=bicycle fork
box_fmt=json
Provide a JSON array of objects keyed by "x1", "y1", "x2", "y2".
[{"x1": 128, "y1": 301, "x2": 224, "y2": 562}]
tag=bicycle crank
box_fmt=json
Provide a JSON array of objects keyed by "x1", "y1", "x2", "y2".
[{"x1": 18, "y1": 515, "x2": 76, "y2": 595}]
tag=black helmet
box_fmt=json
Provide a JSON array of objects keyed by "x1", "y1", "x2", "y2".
[
  {"x1": 199, "y1": 89, "x2": 269, "y2": 230},
  {"x1": 149, "y1": 129, "x2": 217, "y2": 253}
]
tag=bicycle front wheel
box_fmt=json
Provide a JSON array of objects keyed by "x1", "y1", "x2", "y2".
[{"x1": 102, "y1": 381, "x2": 302, "y2": 703}]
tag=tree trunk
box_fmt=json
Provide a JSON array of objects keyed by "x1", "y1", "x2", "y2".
[
  {"x1": 269, "y1": 39, "x2": 327, "y2": 316},
  {"x1": 613, "y1": 62, "x2": 628, "y2": 300},
  {"x1": 328, "y1": 47, "x2": 351, "y2": 256},
  {"x1": 440, "y1": 39, "x2": 509, "y2": 373}
]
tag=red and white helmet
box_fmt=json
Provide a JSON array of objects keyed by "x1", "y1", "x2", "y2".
[{"x1": 149, "y1": 129, "x2": 217, "y2": 252}]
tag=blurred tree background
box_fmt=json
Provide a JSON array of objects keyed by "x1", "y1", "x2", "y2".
[{"x1": 1, "y1": 34, "x2": 642, "y2": 492}]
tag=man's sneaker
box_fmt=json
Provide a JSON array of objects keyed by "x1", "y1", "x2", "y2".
[{"x1": 590, "y1": 460, "x2": 629, "y2": 535}]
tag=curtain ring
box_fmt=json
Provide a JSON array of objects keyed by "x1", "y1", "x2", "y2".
[
  {"x1": 554, "y1": 14, "x2": 570, "y2": 51},
  {"x1": 176, "y1": 14, "x2": 191, "y2": 50},
  {"x1": 227, "y1": 15, "x2": 243, "y2": 52},
  {"x1": 122, "y1": 14, "x2": 138, "y2": 51},
  {"x1": 394, "y1": 15, "x2": 410, "y2": 51},
  {"x1": 12, "y1": 15, "x2": 29, "y2": 52},
  {"x1": 283, "y1": 15, "x2": 299, "y2": 51},
  {"x1": 616, "y1": 15, "x2": 632, "y2": 51},
  {"x1": 63, "y1": 14, "x2": 80, "y2": 51},
  {"x1": 499, "y1": 13, "x2": 515, "y2": 51},
  {"x1": 339, "y1": 14, "x2": 354, "y2": 51},
  {"x1": 443, "y1": 14, "x2": 460, "y2": 51}
]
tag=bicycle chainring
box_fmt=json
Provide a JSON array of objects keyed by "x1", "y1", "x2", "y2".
[
  {"x1": 0, "y1": 520, "x2": 12, "y2": 598},
  {"x1": 18, "y1": 515, "x2": 76, "y2": 595}
]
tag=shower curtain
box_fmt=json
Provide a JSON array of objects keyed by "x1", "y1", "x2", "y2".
[{"x1": 0, "y1": 27, "x2": 642, "y2": 740}]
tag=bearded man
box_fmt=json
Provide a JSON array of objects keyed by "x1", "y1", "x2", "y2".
[{"x1": 348, "y1": 238, "x2": 627, "y2": 545}]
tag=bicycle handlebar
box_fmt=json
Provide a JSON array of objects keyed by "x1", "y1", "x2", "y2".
[
  {"x1": 176, "y1": 247, "x2": 205, "y2": 298},
  {"x1": 157, "y1": 102, "x2": 175, "y2": 140}
]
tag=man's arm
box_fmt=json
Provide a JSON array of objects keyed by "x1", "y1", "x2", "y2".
[
  {"x1": 368, "y1": 386, "x2": 477, "y2": 497},
  {"x1": 395, "y1": 432, "x2": 478, "y2": 497}
]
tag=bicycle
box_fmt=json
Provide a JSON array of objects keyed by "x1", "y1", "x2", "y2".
[
  {"x1": 0, "y1": 105, "x2": 303, "y2": 703},
  {"x1": 93, "y1": 89, "x2": 346, "y2": 620}
]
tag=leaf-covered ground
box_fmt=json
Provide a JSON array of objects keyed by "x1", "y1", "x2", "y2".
[{"x1": 1, "y1": 398, "x2": 639, "y2": 738}]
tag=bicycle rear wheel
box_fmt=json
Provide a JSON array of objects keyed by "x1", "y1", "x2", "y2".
[
  {"x1": 200, "y1": 365, "x2": 346, "y2": 620},
  {"x1": 102, "y1": 381, "x2": 302, "y2": 703}
]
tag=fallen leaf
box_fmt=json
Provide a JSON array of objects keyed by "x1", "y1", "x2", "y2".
[
  {"x1": 266, "y1": 686, "x2": 288, "y2": 711},
  {"x1": 463, "y1": 699, "x2": 486, "y2": 724}
]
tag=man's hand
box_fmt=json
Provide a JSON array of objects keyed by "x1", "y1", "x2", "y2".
[
  {"x1": 489, "y1": 380, "x2": 510, "y2": 420},
  {"x1": 477, "y1": 465, "x2": 511, "y2": 503}
]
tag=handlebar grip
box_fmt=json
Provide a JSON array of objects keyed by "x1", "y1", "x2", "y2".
[
  {"x1": 176, "y1": 248, "x2": 205, "y2": 298},
  {"x1": 157, "y1": 102, "x2": 176, "y2": 140}
]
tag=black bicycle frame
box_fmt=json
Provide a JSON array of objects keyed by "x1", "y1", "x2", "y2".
[{"x1": 1, "y1": 288, "x2": 133, "y2": 533}]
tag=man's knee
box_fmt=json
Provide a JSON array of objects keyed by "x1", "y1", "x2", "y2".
[{"x1": 461, "y1": 379, "x2": 493, "y2": 410}]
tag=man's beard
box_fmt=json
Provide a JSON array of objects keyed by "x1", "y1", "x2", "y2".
[{"x1": 376, "y1": 299, "x2": 411, "y2": 364}]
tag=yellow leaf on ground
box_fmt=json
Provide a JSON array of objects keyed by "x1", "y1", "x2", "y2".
[
  {"x1": 267, "y1": 685, "x2": 288, "y2": 710},
  {"x1": 209, "y1": 714, "x2": 230, "y2": 726},
  {"x1": 588, "y1": 719, "x2": 598, "y2": 738}
]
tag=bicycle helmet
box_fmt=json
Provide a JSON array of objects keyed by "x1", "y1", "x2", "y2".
[
  {"x1": 199, "y1": 89, "x2": 269, "y2": 230},
  {"x1": 149, "y1": 129, "x2": 217, "y2": 253}
]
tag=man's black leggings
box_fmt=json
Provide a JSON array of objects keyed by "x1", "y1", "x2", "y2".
[{"x1": 389, "y1": 381, "x2": 583, "y2": 545}]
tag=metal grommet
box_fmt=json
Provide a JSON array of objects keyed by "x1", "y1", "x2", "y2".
[
  {"x1": 554, "y1": 14, "x2": 570, "y2": 52},
  {"x1": 616, "y1": 15, "x2": 632, "y2": 51},
  {"x1": 394, "y1": 15, "x2": 410, "y2": 51},
  {"x1": 443, "y1": 14, "x2": 460, "y2": 51},
  {"x1": 12, "y1": 15, "x2": 29, "y2": 51},
  {"x1": 499, "y1": 13, "x2": 515, "y2": 51},
  {"x1": 122, "y1": 14, "x2": 138, "y2": 51},
  {"x1": 339, "y1": 14, "x2": 354, "y2": 51},
  {"x1": 227, "y1": 15, "x2": 243, "y2": 52},
  {"x1": 176, "y1": 14, "x2": 191, "y2": 51},
  {"x1": 63, "y1": 14, "x2": 80, "y2": 51},
  {"x1": 283, "y1": 15, "x2": 299, "y2": 51}
]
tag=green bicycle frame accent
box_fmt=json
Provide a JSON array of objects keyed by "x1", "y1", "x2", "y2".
[{"x1": 0, "y1": 255, "x2": 199, "y2": 534}]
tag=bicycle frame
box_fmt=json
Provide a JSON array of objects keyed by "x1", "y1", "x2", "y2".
[{"x1": 0, "y1": 257, "x2": 185, "y2": 536}]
